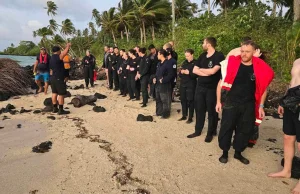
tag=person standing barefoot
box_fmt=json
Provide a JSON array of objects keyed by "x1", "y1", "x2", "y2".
[
  {"x1": 268, "y1": 58, "x2": 300, "y2": 178},
  {"x1": 293, "y1": 180, "x2": 300, "y2": 194}
]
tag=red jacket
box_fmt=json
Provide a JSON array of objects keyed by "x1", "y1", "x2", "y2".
[{"x1": 222, "y1": 55, "x2": 274, "y2": 125}]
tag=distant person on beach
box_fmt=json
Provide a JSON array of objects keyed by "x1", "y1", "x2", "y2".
[
  {"x1": 187, "y1": 37, "x2": 225, "y2": 143},
  {"x1": 119, "y1": 50, "x2": 128, "y2": 97},
  {"x1": 216, "y1": 41, "x2": 274, "y2": 165},
  {"x1": 148, "y1": 44, "x2": 158, "y2": 99},
  {"x1": 33, "y1": 47, "x2": 51, "y2": 94},
  {"x1": 102, "y1": 45, "x2": 110, "y2": 87},
  {"x1": 49, "y1": 43, "x2": 71, "y2": 115},
  {"x1": 112, "y1": 47, "x2": 121, "y2": 91},
  {"x1": 154, "y1": 49, "x2": 173, "y2": 119},
  {"x1": 169, "y1": 41, "x2": 178, "y2": 61},
  {"x1": 163, "y1": 43, "x2": 177, "y2": 102},
  {"x1": 137, "y1": 47, "x2": 151, "y2": 107},
  {"x1": 127, "y1": 49, "x2": 140, "y2": 101},
  {"x1": 82, "y1": 50, "x2": 96, "y2": 88},
  {"x1": 178, "y1": 49, "x2": 197, "y2": 124},
  {"x1": 107, "y1": 47, "x2": 114, "y2": 90},
  {"x1": 268, "y1": 59, "x2": 300, "y2": 182}
]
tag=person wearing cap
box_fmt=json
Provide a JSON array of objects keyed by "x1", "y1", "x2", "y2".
[
  {"x1": 82, "y1": 50, "x2": 96, "y2": 88},
  {"x1": 33, "y1": 47, "x2": 51, "y2": 94},
  {"x1": 49, "y1": 43, "x2": 71, "y2": 115},
  {"x1": 148, "y1": 44, "x2": 158, "y2": 99}
]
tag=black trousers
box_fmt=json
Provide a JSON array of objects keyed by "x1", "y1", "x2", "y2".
[
  {"x1": 218, "y1": 102, "x2": 255, "y2": 152},
  {"x1": 128, "y1": 74, "x2": 139, "y2": 99},
  {"x1": 180, "y1": 85, "x2": 196, "y2": 119},
  {"x1": 84, "y1": 66, "x2": 94, "y2": 87},
  {"x1": 108, "y1": 65, "x2": 113, "y2": 89},
  {"x1": 119, "y1": 75, "x2": 127, "y2": 95},
  {"x1": 149, "y1": 74, "x2": 156, "y2": 99},
  {"x1": 113, "y1": 68, "x2": 119, "y2": 89},
  {"x1": 156, "y1": 83, "x2": 172, "y2": 117},
  {"x1": 194, "y1": 86, "x2": 218, "y2": 135},
  {"x1": 141, "y1": 75, "x2": 150, "y2": 105}
]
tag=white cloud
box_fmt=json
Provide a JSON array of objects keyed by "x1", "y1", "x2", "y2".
[{"x1": 27, "y1": 20, "x2": 43, "y2": 29}]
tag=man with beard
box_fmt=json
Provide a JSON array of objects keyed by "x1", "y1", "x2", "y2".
[
  {"x1": 148, "y1": 44, "x2": 158, "y2": 99},
  {"x1": 216, "y1": 41, "x2": 274, "y2": 164},
  {"x1": 187, "y1": 37, "x2": 225, "y2": 143},
  {"x1": 82, "y1": 50, "x2": 96, "y2": 88},
  {"x1": 49, "y1": 43, "x2": 71, "y2": 115}
]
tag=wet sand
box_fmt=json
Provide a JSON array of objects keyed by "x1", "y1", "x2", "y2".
[{"x1": 0, "y1": 80, "x2": 298, "y2": 194}]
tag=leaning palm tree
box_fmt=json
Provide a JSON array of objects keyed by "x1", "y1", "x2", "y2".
[
  {"x1": 61, "y1": 19, "x2": 75, "y2": 38},
  {"x1": 83, "y1": 28, "x2": 89, "y2": 37},
  {"x1": 88, "y1": 22, "x2": 97, "y2": 37},
  {"x1": 100, "y1": 7, "x2": 117, "y2": 43},
  {"x1": 213, "y1": 0, "x2": 247, "y2": 17},
  {"x1": 36, "y1": 27, "x2": 53, "y2": 48},
  {"x1": 175, "y1": 0, "x2": 198, "y2": 20},
  {"x1": 133, "y1": 0, "x2": 171, "y2": 44},
  {"x1": 115, "y1": 0, "x2": 135, "y2": 42},
  {"x1": 45, "y1": 1, "x2": 57, "y2": 18},
  {"x1": 48, "y1": 19, "x2": 58, "y2": 32},
  {"x1": 92, "y1": 8, "x2": 100, "y2": 21}
]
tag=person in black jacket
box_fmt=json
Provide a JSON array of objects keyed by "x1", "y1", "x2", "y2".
[
  {"x1": 112, "y1": 47, "x2": 121, "y2": 91},
  {"x1": 118, "y1": 50, "x2": 129, "y2": 97},
  {"x1": 127, "y1": 49, "x2": 140, "y2": 101},
  {"x1": 102, "y1": 45, "x2": 110, "y2": 87},
  {"x1": 154, "y1": 49, "x2": 174, "y2": 119},
  {"x1": 178, "y1": 49, "x2": 197, "y2": 124},
  {"x1": 164, "y1": 44, "x2": 177, "y2": 101},
  {"x1": 82, "y1": 50, "x2": 96, "y2": 88},
  {"x1": 148, "y1": 44, "x2": 158, "y2": 99},
  {"x1": 106, "y1": 47, "x2": 114, "y2": 89},
  {"x1": 169, "y1": 41, "x2": 178, "y2": 61},
  {"x1": 137, "y1": 47, "x2": 151, "y2": 107}
]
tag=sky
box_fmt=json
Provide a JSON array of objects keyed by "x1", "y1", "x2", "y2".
[{"x1": 0, "y1": 0, "x2": 275, "y2": 51}]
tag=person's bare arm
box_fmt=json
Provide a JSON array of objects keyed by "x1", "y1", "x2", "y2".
[
  {"x1": 59, "y1": 43, "x2": 71, "y2": 60},
  {"x1": 198, "y1": 65, "x2": 221, "y2": 76},
  {"x1": 258, "y1": 90, "x2": 268, "y2": 118},
  {"x1": 193, "y1": 66, "x2": 209, "y2": 76},
  {"x1": 33, "y1": 60, "x2": 38, "y2": 73}
]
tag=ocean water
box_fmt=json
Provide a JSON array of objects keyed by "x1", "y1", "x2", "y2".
[{"x1": 0, "y1": 55, "x2": 36, "y2": 67}]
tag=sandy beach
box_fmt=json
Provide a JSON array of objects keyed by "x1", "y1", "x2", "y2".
[{"x1": 0, "y1": 80, "x2": 298, "y2": 194}]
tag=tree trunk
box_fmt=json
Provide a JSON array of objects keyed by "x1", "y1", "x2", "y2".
[
  {"x1": 294, "y1": 0, "x2": 300, "y2": 22},
  {"x1": 151, "y1": 22, "x2": 155, "y2": 41},
  {"x1": 125, "y1": 25, "x2": 129, "y2": 42},
  {"x1": 207, "y1": 0, "x2": 211, "y2": 18},
  {"x1": 172, "y1": 0, "x2": 175, "y2": 40},
  {"x1": 140, "y1": 27, "x2": 143, "y2": 45},
  {"x1": 224, "y1": 3, "x2": 227, "y2": 18},
  {"x1": 71, "y1": 95, "x2": 97, "y2": 108},
  {"x1": 112, "y1": 31, "x2": 116, "y2": 44},
  {"x1": 272, "y1": 1, "x2": 277, "y2": 17},
  {"x1": 142, "y1": 20, "x2": 146, "y2": 44},
  {"x1": 121, "y1": 31, "x2": 124, "y2": 39}
]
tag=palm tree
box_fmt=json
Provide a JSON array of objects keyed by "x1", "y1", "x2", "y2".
[
  {"x1": 45, "y1": 1, "x2": 57, "y2": 18},
  {"x1": 100, "y1": 7, "x2": 117, "y2": 43},
  {"x1": 175, "y1": 0, "x2": 198, "y2": 20},
  {"x1": 36, "y1": 27, "x2": 53, "y2": 47},
  {"x1": 201, "y1": 0, "x2": 211, "y2": 17},
  {"x1": 213, "y1": 0, "x2": 246, "y2": 17},
  {"x1": 52, "y1": 34, "x2": 65, "y2": 46},
  {"x1": 92, "y1": 8, "x2": 100, "y2": 21},
  {"x1": 48, "y1": 19, "x2": 58, "y2": 32},
  {"x1": 61, "y1": 19, "x2": 75, "y2": 38},
  {"x1": 88, "y1": 22, "x2": 97, "y2": 37},
  {"x1": 83, "y1": 28, "x2": 89, "y2": 37},
  {"x1": 294, "y1": 0, "x2": 300, "y2": 22},
  {"x1": 76, "y1": 29, "x2": 82, "y2": 37},
  {"x1": 133, "y1": 0, "x2": 171, "y2": 44},
  {"x1": 115, "y1": 0, "x2": 135, "y2": 42},
  {"x1": 33, "y1": 31, "x2": 37, "y2": 38}
]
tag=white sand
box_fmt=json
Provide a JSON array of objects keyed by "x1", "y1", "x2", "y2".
[{"x1": 0, "y1": 80, "x2": 298, "y2": 194}]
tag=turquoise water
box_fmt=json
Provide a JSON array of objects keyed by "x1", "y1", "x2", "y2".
[{"x1": 0, "y1": 55, "x2": 36, "y2": 67}]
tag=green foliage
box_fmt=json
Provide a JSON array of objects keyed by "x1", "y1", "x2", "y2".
[{"x1": 1, "y1": 41, "x2": 39, "y2": 56}]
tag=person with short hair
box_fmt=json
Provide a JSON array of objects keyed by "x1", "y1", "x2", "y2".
[
  {"x1": 82, "y1": 50, "x2": 96, "y2": 88},
  {"x1": 187, "y1": 37, "x2": 225, "y2": 143},
  {"x1": 169, "y1": 41, "x2": 178, "y2": 61},
  {"x1": 119, "y1": 51, "x2": 129, "y2": 97},
  {"x1": 148, "y1": 44, "x2": 158, "y2": 99},
  {"x1": 216, "y1": 40, "x2": 274, "y2": 164},
  {"x1": 33, "y1": 47, "x2": 51, "y2": 94},
  {"x1": 178, "y1": 49, "x2": 197, "y2": 124},
  {"x1": 107, "y1": 47, "x2": 114, "y2": 89},
  {"x1": 102, "y1": 45, "x2": 110, "y2": 87},
  {"x1": 127, "y1": 49, "x2": 141, "y2": 101},
  {"x1": 49, "y1": 43, "x2": 71, "y2": 115},
  {"x1": 112, "y1": 47, "x2": 121, "y2": 91}
]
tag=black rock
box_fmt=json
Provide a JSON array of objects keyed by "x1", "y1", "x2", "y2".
[
  {"x1": 33, "y1": 110, "x2": 42, "y2": 114},
  {"x1": 73, "y1": 84, "x2": 84, "y2": 90},
  {"x1": 20, "y1": 108, "x2": 32, "y2": 114},
  {"x1": 42, "y1": 106, "x2": 53, "y2": 113},
  {"x1": 32, "y1": 141, "x2": 53, "y2": 153},
  {"x1": 47, "y1": 116, "x2": 56, "y2": 120},
  {"x1": 9, "y1": 110, "x2": 18, "y2": 115},
  {"x1": 88, "y1": 102, "x2": 96, "y2": 106},
  {"x1": 65, "y1": 91, "x2": 72, "y2": 98},
  {"x1": 17, "y1": 124, "x2": 22, "y2": 128},
  {"x1": 93, "y1": 106, "x2": 106, "y2": 112},
  {"x1": 0, "y1": 92, "x2": 11, "y2": 101},
  {"x1": 6, "y1": 104, "x2": 15, "y2": 110},
  {"x1": 94, "y1": 93, "x2": 107, "y2": 99},
  {"x1": 43, "y1": 98, "x2": 52, "y2": 107},
  {"x1": 137, "y1": 114, "x2": 153, "y2": 122},
  {"x1": 2, "y1": 116, "x2": 10, "y2": 120},
  {"x1": 266, "y1": 138, "x2": 277, "y2": 143},
  {"x1": 0, "y1": 127, "x2": 4, "y2": 129}
]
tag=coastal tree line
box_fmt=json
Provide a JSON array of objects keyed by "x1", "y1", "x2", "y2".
[{"x1": 1, "y1": 0, "x2": 300, "y2": 80}]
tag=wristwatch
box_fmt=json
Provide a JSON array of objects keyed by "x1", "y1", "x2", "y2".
[{"x1": 259, "y1": 104, "x2": 264, "y2": 108}]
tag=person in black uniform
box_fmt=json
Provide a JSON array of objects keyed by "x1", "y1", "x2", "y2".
[
  {"x1": 137, "y1": 47, "x2": 151, "y2": 107},
  {"x1": 112, "y1": 47, "x2": 121, "y2": 91},
  {"x1": 107, "y1": 47, "x2": 114, "y2": 89},
  {"x1": 127, "y1": 49, "x2": 140, "y2": 101},
  {"x1": 118, "y1": 50, "x2": 129, "y2": 97},
  {"x1": 187, "y1": 37, "x2": 225, "y2": 143},
  {"x1": 148, "y1": 44, "x2": 158, "y2": 99},
  {"x1": 164, "y1": 43, "x2": 177, "y2": 101},
  {"x1": 102, "y1": 45, "x2": 110, "y2": 88},
  {"x1": 82, "y1": 50, "x2": 96, "y2": 88},
  {"x1": 178, "y1": 49, "x2": 197, "y2": 124},
  {"x1": 49, "y1": 43, "x2": 71, "y2": 115},
  {"x1": 154, "y1": 49, "x2": 174, "y2": 119},
  {"x1": 169, "y1": 41, "x2": 178, "y2": 61}
]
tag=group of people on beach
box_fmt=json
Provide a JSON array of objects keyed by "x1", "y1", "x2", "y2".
[{"x1": 33, "y1": 36, "x2": 300, "y2": 193}]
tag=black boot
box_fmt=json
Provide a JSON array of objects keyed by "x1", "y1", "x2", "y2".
[
  {"x1": 219, "y1": 151, "x2": 228, "y2": 164},
  {"x1": 234, "y1": 151, "x2": 250, "y2": 165},
  {"x1": 178, "y1": 116, "x2": 187, "y2": 121}
]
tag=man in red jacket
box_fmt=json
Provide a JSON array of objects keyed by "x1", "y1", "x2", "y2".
[{"x1": 216, "y1": 40, "x2": 274, "y2": 165}]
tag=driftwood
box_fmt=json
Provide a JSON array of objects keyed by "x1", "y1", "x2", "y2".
[{"x1": 71, "y1": 95, "x2": 97, "y2": 108}]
